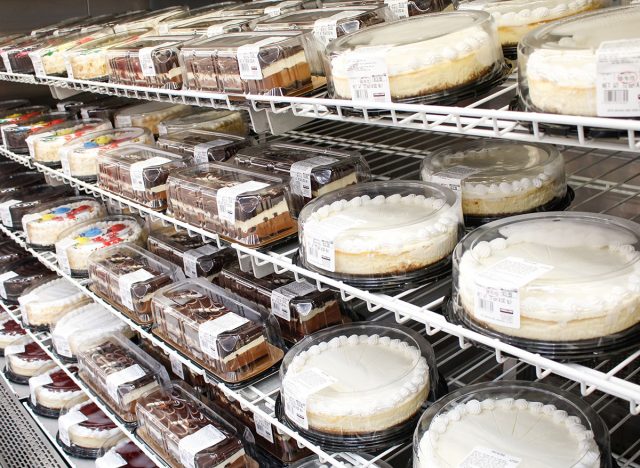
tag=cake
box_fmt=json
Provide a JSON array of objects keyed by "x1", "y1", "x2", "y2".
[
  {"x1": 58, "y1": 400, "x2": 122, "y2": 456},
  {"x1": 455, "y1": 213, "x2": 640, "y2": 341},
  {"x1": 282, "y1": 332, "x2": 430, "y2": 433},
  {"x1": 2, "y1": 112, "x2": 72, "y2": 154},
  {"x1": 0, "y1": 184, "x2": 74, "y2": 230},
  {"x1": 300, "y1": 182, "x2": 460, "y2": 276},
  {"x1": 0, "y1": 258, "x2": 54, "y2": 304},
  {"x1": 114, "y1": 102, "x2": 191, "y2": 135},
  {"x1": 0, "y1": 172, "x2": 45, "y2": 196},
  {"x1": 19, "y1": 278, "x2": 91, "y2": 330},
  {"x1": 156, "y1": 110, "x2": 248, "y2": 136},
  {"x1": 5, "y1": 340, "x2": 56, "y2": 383},
  {"x1": 23, "y1": 197, "x2": 105, "y2": 250},
  {"x1": 0, "y1": 314, "x2": 26, "y2": 355},
  {"x1": 421, "y1": 141, "x2": 567, "y2": 220},
  {"x1": 55, "y1": 216, "x2": 145, "y2": 277},
  {"x1": 95, "y1": 439, "x2": 157, "y2": 468},
  {"x1": 29, "y1": 366, "x2": 83, "y2": 417},
  {"x1": 327, "y1": 11, "x2": 503, "y2": 101},
  {"x1": 78, "y1": 336, "x2": 167, "y2": 423},
  {"x1": 416, "y1": 398, "x2": 601, "y2": 467},
  {"x1": 0, "y1": 239, "x2": 28, "y2": 264},
  {"x1": 156, "y1": 128, "x2": 249, "y2": 164}
]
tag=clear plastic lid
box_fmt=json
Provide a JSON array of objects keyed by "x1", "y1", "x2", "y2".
[
  {"x1": 156, "y1": 109, "x2": 248, "y2": 136},
  {"x1": 518, "y1": 6, "x2": 640, "y2": 117},
  {"x1": 4, "y1": 336, "x2": 56, "y2": 382},
  {"x1": 28, "y1": 365, "x2": 83, "y2": 417},
  {"x1": 320, "y1": 0, "x2": 453, "y2": 18},
  {"x1": 1, "y1": 111, "x2": 75, "y2": 153},
  {"x1": 325, "y1": 11, "x2": 504, "y2": 102},
  {"x1": 27, "y1": 118, "x2": 112, "y2": 165},
  {"x1": 162, "y1": 14, "x2": 257, "y2": 37},
  {"x1": 0, "y1": 35, "x2": 48, "y2": 74},
  {"x1": 298, "y1": 181, "x2": 460, "y2": 284},
  {"x1": 135, "y1": 382, "x2": 250, "y2": 467},
  {"x1": 51, "y1": 302, "x2": 131, "y2": 361},
  {"x1": 179, "y1": 31, "x2": 314, "y2": 96},
  {"x1": 0, "y1": 106, "x2": 50, "y2": 134},
  {"x1": 98, "y1": 144, "x2": 192, "y2": 210},
  {"x1": 0, "y1": 172, "x2": 45, "y2": 196},
  {"x1": 166, "y1": 162, "x2": 297, "y2": 247},
  {"x1": 292, "y1": 453, "x2": 393, "y2": 468},
  {"x1": 157, "y1": 128, "x2": 249, "y2": 164},
  {"x1": 0, "y1": 311, "x2": 27, "y2": 352},
  {"x1": 151, "y1": 278, "x2": 285, "y2": 383},
  {"x1": 218, "y1": 0, "x2": 304, "y2": 17},
  {"x1": 22, "y1": 196, "x2": 106, "y2": 250},
  {"x1": 0, "y1": 239, "x2": 28, "y2": 264},
  {"x1": 421, "y1": 140, "x2": 568, "y2": 221},
  {"x1": 413, "y1": 381, "x2": 609, "y2": 468},
  {"x1": 280, "y1": 323, "x2": 436, "y2": 439},
  {"x1": 219, "y1": 265, "x2": 346, "y2": 343},
  {"x1": 230, "y1": 142, "x2": 371, "y2": 217},
  {"x1": 451, "y1": 212, "x2": 640, "y2": 356},
  {"x1": 0, "y1": 257, "x2": 54, "y2": 303},
  {"x1": 95, "y1": 437, "x2": 157, "y2": 468},
  {"x1": 54, "y1": 215, "x2": 146, "y2": 277},
  {"x1": 18, "y1": 277, "x2": 90, "y2": 330},
  {"x1": 29, "y1": 17, "x2": 90, "y2": 37},
  {"x1": 113, "y1": 6, "x2": 191, "y2": 33},
  {"x1": 80, "y1": 96, "x2": 138, "y2": 122},
  {"x1": 0, "y1": 183, "x2": 74, "y2": 229},
  {"x1": 77, "y1": 333, "x2": 169, "y2": 423},
  {"x1": 0, "y1": 99, "x2": 30, "y2": 110},
  {"x1": 87, "y1": 242, "x2": 185, "y2": 325},
  {"x1": 60, "y1": 127, "x2": 154, "y2": 179},
  {"x1": 114, "y1": 102, "x2": 192, "y2": 135}
]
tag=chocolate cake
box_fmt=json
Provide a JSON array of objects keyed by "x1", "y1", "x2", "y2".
[
  {"x1": 0, "y1": 172, "x2": 46, "y2": 197},
  {"x1": 0, "y1": 240, "x2": 28, "y2": 265},
  {"x1": 0, "y1": 257, "x2": 55, "y2": 303},
  {"x1": 157, "y1": 129, "x2": 249, "y2": 164}
]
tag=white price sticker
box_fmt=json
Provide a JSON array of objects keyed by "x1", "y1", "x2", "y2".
[
  {"x1": 129, "y1": 156, "x2": 171, "y2": 191},
  {"x1": 118, "y1": 269, "x2": 154, "y2": 311},
  {"x1": 170, "y1": 352, "x2": 185, "y2": 379},
  {"x1": 18, "y1": 293, "x2": 39, "y2": 324},
  {"x1": 29, "y1": 372, "x2": 53, "y2": 405},
  {"x1": 58, "y1": 410, "x2": 88, "y2": 447},
  {"x1": 304, "y1": 216, "x2": 364, "y2": 272},
  {"x1": 55, "y1": 237, "x2": 76, "y2": 275},
  {"x1": 1, "y1": 52, "x2": 12, "y2": 73},
  {"x1": 105, "y1": 364, "x2": 147, "y2": 402},
  {"x1": 254, "y1": 411, "x2": 274, "y2": 443},
  {"x1": 237, "y1": 37, "x2": 285, "y2": 80},
  {"x1": 429, "y1": 165, "x2": 481, "y2": 222},
  {"x1": 206, "y1": 25, "x2": 226, "y2": 37},
  {"x1": 596, "y1": 39, "x2": 640, "y2": 117},
  {"x1": 193, "y1": 140, "x2": 233, "y2": 164},
  {"x1": 284, "y1": 368, "x2": 336, "y2": 429},
  {"x1": 0, "y1": 271, "x2": 18, "y2": 299},
  {"x1": 178, "y1": 425, "x2": 226, "y2": 468},
  {"x1": 459, "y1": 446, "x2": 522, "y2": 468},
  {"x1": 270, "y1": 280, "x2": 317, "y2": 321},
  {"x1": 198, "y1": 313, "x2": 249, "y2": 360},
  {"x1": 1, "y1": 124, "x2": 16, "y2": 146},
  {"x1": 95, "y1": 450, "x2": 127, "y2": 468},
  {"x1": 346, "y1": 55, "x2": 391, "y2": 103},
  {"x1": 52, "y1": 334, "x2": 72, "y2": 358},
  {"x1": 264, "y1": 1, "x2": 299, "y2": 16},
  {"x1": 183, "y1": 244, "x2": 219, "y2": 278},
  {"x1": 0, "y1": 199, "x2": 20, "y2": 227},
  {"x1": 216, "y1": 180, "x2": 268, "y2": 224},
  {"x1": 474, "y1": 257, "x2": 554, "y2": 329},
  {"x1": 60, "y1": 150, "x2": 71, "y2": 177},
  {"x1": 4, "y1": 344, "x2": 25, "y2": 356},
  {"x1": 25, "y1": 135, "x2": 35, "y2": 157},
  {"x1": 312, "y1": 13, "x2": 351, "y2": 47},
  {"x1": 138, "y1": 47, "x2": 157, "y2": 77},
  {"x1": 115, "y1": 114, "x2": 132, "y2": 128},
  {"x1": 29, "y1": 51, "x2": 46, "y2": 77},
  {"x1": 290, "y1": 156, "x2": 338, "y2": 198},
  {"x1": 80, "y1": 108, "x2": 90, "y2": 120},
  {"x1": 385, "y1": 0, "x2": 409, "y2": 19},
  {"x1": 64, "y1": 57, "x2": 74, "y2": 79}
]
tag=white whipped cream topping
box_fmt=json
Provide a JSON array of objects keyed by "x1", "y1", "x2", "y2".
[
  {"x1": 527, "y1": 48, "x2": 596, "y2": 87},
  {"x1": 26, "y1": 278, "x2": 85, "y2": 304},
  {"x1": 461, "y1": 0, "x2": 595, "y2": 26}
]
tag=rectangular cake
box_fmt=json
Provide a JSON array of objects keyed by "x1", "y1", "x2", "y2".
[{"x1": 157, "y1": 128, "x2": 249, "y2": 164}]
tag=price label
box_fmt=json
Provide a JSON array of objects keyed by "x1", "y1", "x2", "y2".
[
  {"x1": 58, "y1": 410, "x2": 88, "y2": 447},
  {"x1": 118, "y1": 269, "x2": 154, "y2": 311},
  {"x1": 169, "y1": 352, "x2": 185, "y2": 380},
  {"x1": 4, "y1": 344, "x2": 25, "y2": 356},
  {"x1": 237, "y1": 37, "x2": 285, "y2": 80},
  {"x1": 313, "y1": 12, "x2": 363, "y2": 46},
  {"x1": 459, "y1": 447, "x2": 522, "y2": 468},
  {"x1": 183, "y1": 244, "x2": 219, "y2": 278},
  {"x1": 290, "y1": 156, "x2": 338, "y2": 198},
  {"x1": 95, "y1": 450, "x2": 127, "y2": 468},
  {"x1": 385, "y1": 0, "x2": 409, "y2": 19},
  {"x1": 429, "y1": 165, "x2": 481, "y2": 222},
  {"x1": 1, "y1": 52, "x2": 12, "y2": 73},
  {"x1": 64, "y1": 57, "x2": 74, "y2": 79},
  {"x1": 29, "y1": 372, "x2": 53, "y2": 405},
  {"x1": 1, "y1": 124, "x2": 17, "y2": 146},
  {"x1": 254, "y1": 411, "x2": 274, "y2": 443},
  {"x1": 216, "y1": 181, "x2": 268, "y2": 224},
  {"x1": 52, "y1": 334, "x2": 72, "y2": 358},
  {"x1": 345, "y1": 54, "x2": 391, "y2": 103},
  {"x1": 0, "y1": 199, "x2": 20, "y2": 227},
  {"x1": 178, "y1": 425, "x2": 226, "y2": 468},
  {"x1": 193, "y1": 140, "x2": 232, "y2": 164},
  {"x1": 206, "y1": 25, "x2": 226, "y2": 37},
  {"x1": 596, "y1": 39, "x2": 640, "y2": 117},
  {"x1": 18, "y1": 293, "x2": 39, "y2": 324},
  {"x1": 138, "y1": 47, "x2": 157, "y2": 77},
  {"x1": 29, "y1": 51, "x2": 46, "y2": 77},
  {"x1": 283, "y1": 368, "x2": 336, "y2": 429},
  {"x1": 105, "y1": 364, "x2": 147, "y2": 402},
  {"x1": 25, "y1": 135, "x2": 35, "y2": 157},
  {"x1": 115, "y1": 114, "x2": 132, "y2": 128},
  {"x1": 60, "y1": 150, "x2": 71, "y2": 177},
  {"x1": 303, "y1": 216, "x2": 364, "y2": 272},
  {"x1": 198, "y1": 313, "x2": 249, "y2": 360},
  {"x1": 55, "y1": 237, "x2": 76, "y2": 275},
  {"x1": 270, "y1": 280, "x2": 317, "y2": 321},
  {"x1": 129, "y1": 156, "x2": 171, "y2": 191},
  {"x1": 0, "y1": 271, "x2": 18, "y2": 299}
]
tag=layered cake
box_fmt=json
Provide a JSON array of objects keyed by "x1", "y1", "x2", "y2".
[
  {"x1": 51, "y1": 303, "x2": 131, "y2": 361},
  {"x1": 2, "y1": 112, "x2": 73, "y2": 154},
  {"x1": 5, "y1": 339, "x2": 56, "y2": 383},
  {"x1": 23, "y1": 197, "x2": 106, "y2": 250},
  {"x1": 421, "y1": 141, "x2": 568, "y2": 220},
  {"x1": 114, "y1": 102, "x2": 191, "y2": 135},
  {"x1": 27, "y1": 119, "x2": 112, "y2": 166},
  {"x1": 87, "y1": 243, "x2": 184, "y2": 325},
  {"x1": 0, "y1": 184, "x2": 74, "y2": 230},
  {"x1": 58, "y1": 400, "x2": 122, "y2": 457},
  {"x1": 156, "y1": 110, "x2": 248, "y2": 136},
  {"x1": 281, "y1": 325, "x2": 431, "y2": 434},
  {"x1": 55, "y1": 215, "x2": 145, "y2": 277},
  {"x1": 95, "y1": 439, "x2": 157, "y2": 468},
  {"x1": 97, "y1": 144, "x2": 190, "y2": 211},
  {"x1": 455, "y1": 213, "x2": 640, "y2": 341},
  {"x1": 520, "y1": 6, "x2": 640, "y2": 116},
  {"x1": 299, "y1": 181, "x2": 460, "y2": 277},
  {"x1": 327, "y1": 11, "x2": 504, "y2": 101},
  {"x1": 59, "y1": 127, "x2": 154, "y2": 180},
  {"x1": 29, "y1": 366, "x2": 83, "y2": 417},
  {"x1": 19, "y1": 278, "x2": 91, "y2": 331},
  {"x1": 136, "y1": 383, "x2": 249, "y2": 468},
  {"x1": 219, "y1": 266, "x2": 345, "y2": 343},
  {"x1": 156, "y1": 129, "x2": 249, "y2": 164},
  {"x1": 152, "y1": 279, "x2": 284, "y2": 383},
  {"x1": 0, "y1": 257, "x2": 54, "y2": 303},
  {"x1": 166, "y1": 164, "x2": 297, "y2": 247},
  {"x1": 0, "y1": 313, "x2": 26, "y2": 355},
  {"x1": 78, "y1": 334, "x2": 168, "y2": 423}
]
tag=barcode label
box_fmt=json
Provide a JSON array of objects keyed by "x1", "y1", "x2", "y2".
[
  {"x1": 65, "y1": 57, "x2": 74, "y2": 79},
  {"x1": 290, "y1": 156, "x2": 338, "y2": 198},
  {"x1": 429, "y1": 165, "x2": 480, "y2": 224},
  {"x1": 254, "y1": 411, "x2": 274, "y2": 443},
  {"x1": 596, "y1": 39, "x2": 640, "y2": 116},
  {"x1": 459, "y1": 447, "x2": 521, "y2": 468},
  {"x1": 29, "y1": 51, "x2": 46, "y2": 77},
  {"x1": 346, "y1": 55, "x2": 391, "y2": 103},
  {"x1": 384, "y1": 0, "x2": 409, "y2": 18},
  {"x1": 312, "y1": 12, "x2": 362, "y2": 46},
  {"x1": 283, "y1": 368, "x2": 336, "y2": 429},
  {"x1": 271, "y1": 280, "x2": 317, "y2": 321},
  {"x1": 169, "y1": 352, "x2": 185, "y2": 379},
  {"x1": 198, "y1": 313, "x2": 249, "y2": 360},
  {"x1": 605, "y1": 90, "x2": 629, "y2": 102},
  {"x1": 0, "y1": 199, "x2": 19, "y2": 227},
  {"x1": 216, "y1": 181, "x2": 268, "y2": 224},
  {"x1": 129, "y1": 156, "x2": 171, "y2": 191},
  {"x1": 237, "y1": 37, "x2": 286, "y2": 80},
  {"x1": 0, "y1": 271, "x2": 18, "y2": 299},
  {"x1": 118, "y1": 269, "x2": 154, "y2": 311},
  {"x1": 139, "y1": 47, "x2": 157, "y2": 77}
]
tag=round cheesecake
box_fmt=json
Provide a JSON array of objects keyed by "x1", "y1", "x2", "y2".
[
  {"x1": 59, "y1": 400, "x2": 121, "y2": 452},
  {"x1": 6, "y1": 341, "x2": 55, "y2": 380},
  {"x1": 30, "y1": 366, "x2": 83, "y2": 416},
  {"x1": 0, "y1": 317, "x2": 26, "y2": 353},
  {"x1": 95, "y1": 439, "x2": 157, "y2": 468},
  {"x1": 20, "y1": 278, "x2": 91, "y2": 329}
]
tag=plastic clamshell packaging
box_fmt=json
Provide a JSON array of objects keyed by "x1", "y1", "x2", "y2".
[
  {"x1": 151, "y1": 278, "x2": 285, "y2": 383},
  {"x1": 22, "y1": 196, "x2": 106, "y2": 250},
  {"x1": 19, "y1": 277, "x2": 91, "y2": 331},
  {"x1": 230, "y1": 142, "x2": 370, "y2": 216},
  {"x1": 320, "y1": 0, "x2": 455, "y2": 19},
  {"x1": 0, "y1": 311, "x2": 27, "y2": 354},
  {"x1": 450, "y1": 212, "x2": 640, "y2": 359},
  {"x1": 139, "y1": 339, "x2": 206, "y2": 390},
  {"x1": 26, "y1": 118, "x2": 113, "y2": 166},
  {"x1": 293, "y1": 453, "x2": 393, "y2": 468},
  {"x1": 0, "y1": 239, "x2": 28, "y2": 264},
  {"x1": 279, "y1": 323, "x2": 438, "y2": 445},
  {"x1": 87, "y1": 242, "x2": 185, "y2": 325},
  {"x1": 166, "y1": 163, "x2": 297, "y2": 247},
  {"x1": 79, "y1": 97, "x2": 138, "y2": 123},
  {"x1": 146, "y1": 228, "x2": 237, "y2": 280},
  {"x1": 0, "y1": 257, "x2": 54, "y2": 304},
  {"x1": 106, "y1": 34, "x2": 198, "y2": 90},
  {"x1": 219, "y1": 265, "x2": 346, "y2": 343},
  {"x1": 0, "y1": 105, "x2": 49, "y2": 143},
  {"x1": 54, "y1": 215, "x2": 146, "y2": 277},
  {"x1": 179, "y1": 31, "x2": 314, "y2": 97},
  {"x1": 97, "y1": 144, "x2": 192, "y2": 210},
  {"x1": 136, "y1": 382, "x2": 251, "y2": 468},
  {"x1": 1, "y1": 36, "x2": 57, "y2": 74},
  {"x1": 29, "y1": 15, "x2": 90, "y2": 36},
  {"x1": 157, "y1": 128, "x2": 250, "y2": 164},
  {"x1": 217, "y1": 0, "x2": 303, "y2": 17},
  {"x1": 77, "y1": 333, "x2": 169, "y2": 423},
  {"x1": 413, "y1": 381, "x2": 610, "y2": 468},
  {"x1": 59, "y1": 127, "x2": 154, "y2": 180},
  {"x1": 518, "y1": 6, "x2": 640, "y2": 117},
  {"x1": 4, "y1": 336, "x2": 56, "y2": 383},
  {"x1": 0, "y1": 172, "x2": 45, "y2": 196},
  {"x1": 95, "y1": 438, "x2": 157, "y2": 468},
  {"x1": 156, "y1": 109, "x2": 248, "y2": 136},
  {"x1": 28, "y1": 365, "x2": 83, "y2": 418},
  {"x1": 165, "y1": 15, "x2": 258, "y2": 37},
  {"x1": 0, "y1": 183, "x2": 74, "y2": 229},
  {"x1": 0, "y1": 98, "x2": 30, "y2": 110},
  {"x1": 113, "y1": 6, "x2": 190, "y2": 33},
  {"x1": 325, "y1": 11, "x2": 505, "y2": 103},
  {"x1": 420, "y1": 140, "x2": 568, "y2": 224},
  {"x1": 1, "y1": 111, "x2": 74, "y2": 153},
  {"x1": 114, "y1": 102, "x2": 191, "y2": 135}
]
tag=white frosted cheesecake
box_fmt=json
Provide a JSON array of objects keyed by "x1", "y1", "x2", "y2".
[
  {"x1": 20, "y1": 278, "x2": 91, "y2": 329},
  {"x1": 58, "y1": 400, "x2": 121, "y2": 451},
  {"x1": 29, "y1": 366, "x2": 83, "y2": 413}
]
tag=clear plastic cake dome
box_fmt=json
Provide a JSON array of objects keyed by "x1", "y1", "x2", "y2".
[
  {"x1": 518, "y1": 5, "x2": 640, "y2": 117},
  {"x1": 450, "y1": 212, "x2": 640, "y2": 359},
  {"x1": 421, "y1": 140, "x2": 569, "y2": 225},
  {"x1": 292, "y1": 453, "x2": 392, "y2": 468},
  {"x1": 279, "y1": 323, "x2": 442, "y2": 451},
  {"x1": 298, "y1": 181, "x2": 461, "y2": 291},
  {"x1": 413, "y1": 381, "x2": 611, "y2": 468},
  {"x1": 325, "y1": 11, "x2": 505, "y2": 104}
]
